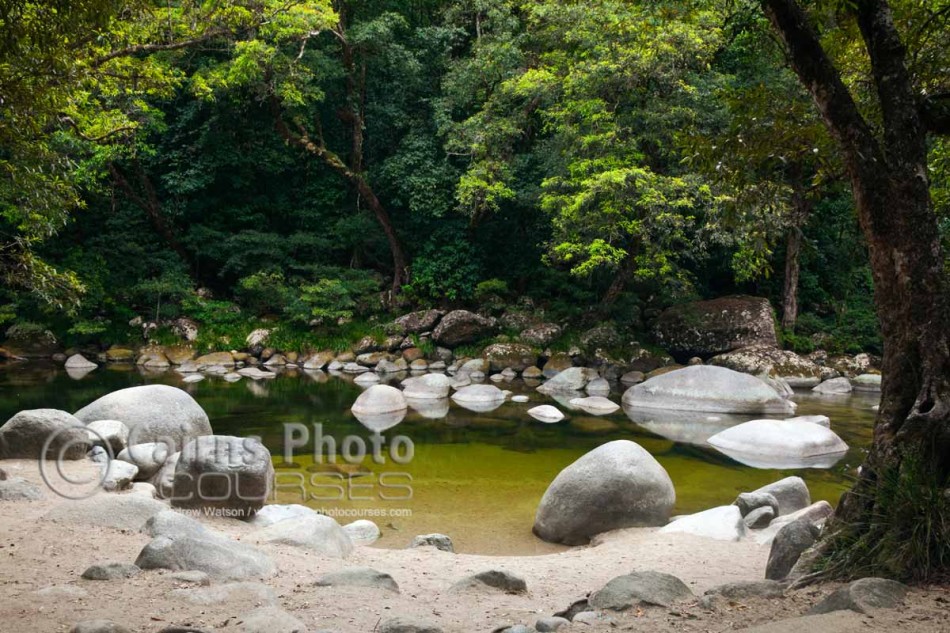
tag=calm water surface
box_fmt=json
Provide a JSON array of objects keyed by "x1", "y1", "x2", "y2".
[{"x1": 0, "y1": 363, "x2": 879, "y2": 555}]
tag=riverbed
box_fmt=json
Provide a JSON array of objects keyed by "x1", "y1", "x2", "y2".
[{"x1": 0, "y1": 363, "x2": 879, "y2": 555}]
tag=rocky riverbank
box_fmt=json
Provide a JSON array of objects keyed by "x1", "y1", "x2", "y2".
[
  {"x1": 0, "y1": 458, "x2": 946, "y2": 633},
  {"x1": 1, "y1": 298, "x2": 883, "y2": 391}
]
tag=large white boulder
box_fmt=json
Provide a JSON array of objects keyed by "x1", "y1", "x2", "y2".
[
  {"x1": 0, "y1": 409, "x2": 89, "y2": 459},
  {"x1": 65, "y1": 353, "x2": 97, "y2": 369},
  {"x1": 533, "y1": 440, "x2": 675, "y2": 545},
  {"x1": 537, "y1": 367, "x2": 598, "y2": 394},
  {"x1": 450, "y1": 384, "x2": 506, "y2": 413},
  {"x1": 707, "y1": 419, "x2": 848, "y2": 469},
  {"x1": 351, "y1": 385, "x2": 407, "y2": 415},
  {"x1": 74, "y1": 385, "x2": 211, "y2": 450},
  {"x1": 622, "y1": 366, "x2": 795, "y2": 414},
  {"x1": 527, "y1": 405, "x2": 564, "y2": 423},
  {"x1": 402, "y1": 374, "x2": 451, "y2": 399},
  {"x1": 660, "y1": 505, "x2": 747, "y2": 542}
]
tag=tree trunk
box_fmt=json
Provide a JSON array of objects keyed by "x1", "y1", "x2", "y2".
[
  {"x1": 780, "y1": 225, "x2": 801, "y2": 330},
  {"x1": 762, "y1": 0, "x2": 950, "y2": 581},
  {"x1": 601, "y1": 255, "x2": 636, "y2": 305},
  {"x1": 270, "y1": 106, "x2": 409, "y2": 295},
  {"x1": 781, "y1": 182, "x2": 810, "y2": 330}
]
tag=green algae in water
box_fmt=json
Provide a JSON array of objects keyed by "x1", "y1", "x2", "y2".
[{"x1": 0, "y1": 363, "x2": 875, "y2": 554}]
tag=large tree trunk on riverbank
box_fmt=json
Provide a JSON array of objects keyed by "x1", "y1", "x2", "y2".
[
  {"x1": 762, "y1": 0, "x2": 950, "y2": 581},
  {"x1": 780, "y1": 225, "x2": 801, "y2": 330}
]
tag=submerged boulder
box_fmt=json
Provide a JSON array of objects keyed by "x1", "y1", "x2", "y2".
[
  {"x1": 74, "y1": 385, "x2": 211, "y2": 450},
  {"x1": 533, "y1": 440, "x2": 675, "y2": 545},
  {"x1": 653, "y1": 296, "x2": 778, "y2": 360},
  {"x1": 622, "y1": 365, "x2": 794, "y2": 414}
]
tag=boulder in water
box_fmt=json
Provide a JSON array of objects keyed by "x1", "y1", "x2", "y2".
[
  {"x1": 533, "y1": 440, "x2": 675, "y2": 544},
  {"x1": 622, "y1": 365, "x2": 794, "y2": 414},
  {"x1": 707, "y1": 419, "x2": 848, "y2": 469}
]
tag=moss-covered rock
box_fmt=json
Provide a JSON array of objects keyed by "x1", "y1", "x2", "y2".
[
  {"x1": 482, "y1": 343, "x2": 538, "y2": 372},
  {"x1": 653, "y1": 296, "x2": 778, "y2": 361}
]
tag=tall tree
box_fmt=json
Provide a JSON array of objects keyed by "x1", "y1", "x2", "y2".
[{"x1": 761, "y1": 0, "x2": 950, "y2": 580}]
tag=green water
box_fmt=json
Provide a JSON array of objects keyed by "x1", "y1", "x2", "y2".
[{"x1": 0, "y1": 363, "x2": 879, "y2": 555}]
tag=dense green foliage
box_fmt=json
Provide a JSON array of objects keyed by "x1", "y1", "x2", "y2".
[{"x1": 1, "y1": 0, "x2": 947, "y2": 353}]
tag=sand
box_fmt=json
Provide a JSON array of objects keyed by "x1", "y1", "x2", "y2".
[{"x1": 0, "y1": 458, "x2": 947, "y2": 632}]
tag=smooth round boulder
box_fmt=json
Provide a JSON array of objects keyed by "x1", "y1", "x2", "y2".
[
  {"x1": 118, "y1": 442, "x2": 171, "y2": 480},
  {"x1": 622, "y1": 365, "x2": 795, "y2": 414},
  {"x1": 402, "y1": 374, "x2": 451, "y2": 399},
  {"x1": 812, "y1": 377, "x2": 853, "y2": 394},
  {"x1": 250, "y1": 514, "x2": 354, "y2": 558},
  {"x1": 64, "y1": 354, "x2": 97, "y2": 369},
  {"x1": 568, "y1": 396, "x2": 620, "y2": 415},
  {"x1": 171, "y1": 435, "x2": 274, "y2": 518},
  {"x1": 451, "y1": 384, "x2": 506, "y2": 412},
  {"x1": 0, "y1": 409, "x2": 89, "y2": 459},
  {"x1": 343, "y1": 519, "x2": 381, "y2": 546},
  {"x1": 851, "y1": 373, "x2": 882, "y2": 392},
  {"x1": 351, "y1": 384, "x2": 408, "y2": 415},
  {"x1": 533, "y1": 440, "x2": 675, "y2": 545},
  {"x1": 74, "y1": 385, "x2": 211, "y2": 451},
  {"x1": 537, "y1": 367, "x2": 597, "y2": 394},
  {"x1": 86, "y1": 420, "x2": 129, "y2": 454},
  {"x1": 527, "y1": 405, "x2": 564, "y2": 423}
]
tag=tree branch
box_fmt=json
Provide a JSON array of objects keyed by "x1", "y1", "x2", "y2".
[
  {"x1": 853, "y1": 0, "x2": 927, "y2": 160},
  {"x1": 760, "y1": 0, "x2": 882, "y2": 174},
  {"x1": 92, "y1": 29, "x2": 229, "y2": 67}
]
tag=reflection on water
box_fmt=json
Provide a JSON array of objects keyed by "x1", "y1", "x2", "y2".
[
  {"x1": 623, "y1": 405, "x2": 748, "y2": 445},
  {"x1": 0, "y1": 362, "x2": 880, "y2": 555}
]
